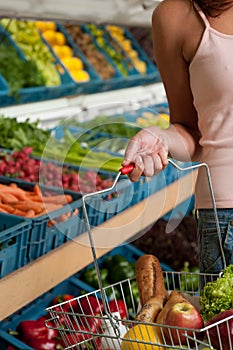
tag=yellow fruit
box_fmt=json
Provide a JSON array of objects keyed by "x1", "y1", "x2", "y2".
[
  {"x1": 35, "y1": 21, "x2": 47, "y2": 32},
  {"x1": 70, "y1": 70, "x2": 90, "y2": 82},
  {"x1": 128, "y1": 49, "x2": 138, "y2": 59},
  {"x1": 61, "y1": 57, "x2": 84, "y2": 71},
  {"x1": 53, "y1": 45, "x2": 72, "y2": 59},
  {"x1": 42, "y1": 30, "x2": 57, "y2": 45},
  {"x1": 121, "y1": 324, "x2": 165, "y2": 350},
  {"x1": 60, "y1": 45, "x2": 73, "y2": 58},
  {"x1": 52, "y1": 45, "x2": 62, "y2": 56},
  {"x1": 121, "y1": 39, "x2": 132, "y2": 51},
  {"x1": 46, "y1": 22, "x2": 56, "y2": 31},
  {"x1": 133, "y1": 59, "x2": 147, "y2": 75},
  {"x1": 55, "y1": 32, "x2": 66, "y2": 46}
]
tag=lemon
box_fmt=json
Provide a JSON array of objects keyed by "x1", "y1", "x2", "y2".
[
  {"x1": 55, "y1": 32, "x2": 66, "y2": 45},
  {"x1": 121, "y1": 324, "x2": 165, "y2": 350},
  {"x1": 121, "y1": 39, "x2": 132, "y2": 51},
  {"x1": 46, "y1": 22, "x2": 56, "y2": 31},
  {"x1": 53, "y1": 45, "x2": 72, "y2": 59},
  {"x1": 42, "y1": 30, "x2": 57, "y2": 45},
  {"x1": 70, "y1": 70, "x2": 90, "y2": 82},
  {"x1": 133, "y1": 59, "x2": 147, "y2": 75},
  {"x1": 60, "y1": 45, "x2": 73, "y2": 58},
  {"x1": 52, "y1": 45, "x2": 62, "y2": 57},
  {"x1": 61, "y1": 57, "x2": 83, "y2": 71},
  {"x1": 35, "y1": 21, "x2": 47, "y2": 32},
  {"x1": 128, "y1": 49, "x2": 138, "y2": 59}
]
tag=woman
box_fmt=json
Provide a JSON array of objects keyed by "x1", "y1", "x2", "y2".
[{"x1": 123, "y1": 0, "x2": 233, "y2": 277}]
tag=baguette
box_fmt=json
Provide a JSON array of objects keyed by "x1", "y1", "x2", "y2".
[
  {"x1": 135, "y1": 254, "x2": 167, "y2": 322},
  {"x1": 135, "y1": 295, "x2": 164, "y2": 323}
]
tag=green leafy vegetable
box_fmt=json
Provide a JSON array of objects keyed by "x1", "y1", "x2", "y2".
[
  {"x1": 200, "y1": 264, "x2": 233, "y2": 321},
  {"x1": 0, "y1": 115, "x2": 50, "y2": 150},
  {"x1": 0, "y1": 18, "x2": 61, "y2": 87},
  {"x1": 0, "y1": 38, "x2": 45, "y2": 97}
]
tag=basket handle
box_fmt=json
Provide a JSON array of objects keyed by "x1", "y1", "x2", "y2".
[{"x1": 167, "y1": 159, "x2": 226, "y2": 271}]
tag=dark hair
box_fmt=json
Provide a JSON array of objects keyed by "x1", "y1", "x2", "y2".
[{"x1": 194, "y1": 0, "x2": 233, "y2": 16}]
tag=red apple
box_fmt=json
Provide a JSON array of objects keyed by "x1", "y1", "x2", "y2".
[
  {"x1": 164, "y1": 301, "x2": 204, "y2": 346},
  {"x1": 206, "y1": 309, "x2": 233, "y2": 350}
]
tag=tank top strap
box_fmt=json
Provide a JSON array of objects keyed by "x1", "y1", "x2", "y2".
[{"x1": 192, "y1": 1, "x2": 210, "y2": 28}]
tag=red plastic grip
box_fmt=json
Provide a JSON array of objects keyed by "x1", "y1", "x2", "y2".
[{"x1": 120, "y1": 164, "x2": 134, "y2": 175}]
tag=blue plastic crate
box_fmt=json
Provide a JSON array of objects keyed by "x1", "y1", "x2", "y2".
[
  {"x1": 0, "y1": 275, "x2": 91, "y2": 349},
  {"x1": 55, "y1": 23, "x2": 103, "y2": 95},
  {"x1": 0, "y1": 24, "x2": 76, "y2": 107},
  {"x1": 104, "y1": 25, "x2": 161, "y2": 86},
  {"x1": 0, "y1": 75, "x2": 9, "y2": 97},
  {"x1": 61, "y1": 23, "x2": 127, "y2": 94},
  {"x1": 0, "y1": 213, "x2": 31, "y2": 278},
  {"x1": 0, "y1": 176, "x2": 84, "y2": 262}
]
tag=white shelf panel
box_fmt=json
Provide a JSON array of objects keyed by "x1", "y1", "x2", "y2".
[
  {"x1": 0, "y1": 83, "x2": 167, "y2": 128},
  {"x1": 0, "y1": 0, "x2": 161, "y2": 27}
]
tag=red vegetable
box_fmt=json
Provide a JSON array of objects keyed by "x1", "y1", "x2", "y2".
[
  {"x1": 26, "y1": 338, "x2": 58, "y2": 350},
  {"x1": 51, "y1": 294, "x2": 77, "y2": 307},
  {"x1": 78, "y1": 314, "x2": 103, "y2": 333},
  {"x1": 206, "y1": 309, "x2": 233, "y2": 350},
  {"x1": 76, "y1": 295, "x2": 104, "y2": 315},
  {"x1": 59, "y1": 325, "x2": 93, "y2": 347},
  {"x1": 16, "y1": 319, "x2": 58, "y2": 342},
  {"x1": 108, "y1": 299, "x2": 127, "y2": 319}
]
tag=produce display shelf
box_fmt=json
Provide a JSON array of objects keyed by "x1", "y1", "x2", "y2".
[
  {"x1": 0, "y1": 243, "x2": 172, "y2": 349},
  {"x1": 0, "y1": 168, "x2": 198, "y2": 322},
  {"x1": 0, "y1": 274, "x2": 87, "y2": 350},
  {"x1": 0, "y1": 176, "x2": 84, "y2": 265},
  {"x1": 0, "y1": 213, "x2": 32, "y2": 279},
  {"x1": 0, "y1": 24, "x2": 76, "y2": 107}
]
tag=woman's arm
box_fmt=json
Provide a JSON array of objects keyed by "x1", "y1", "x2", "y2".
[
  {"x1": 123, "y1": 0, "x2": 202, "y2": 182},
  {"x1": 152, "y1": 0, "x2": 201, "y2": 161}
]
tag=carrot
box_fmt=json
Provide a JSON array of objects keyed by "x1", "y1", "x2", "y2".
[
  {"x1": 0, "y1": 185, "x2": 29, "y2": 201},
  {"x1": 48, "y1": 219, "x2": 56, "y2": 227},
  {"x1": 34, "y1": 208, "x2": 47, "y2": 217},
  {"x1": 71, "y1": 208, "x2": 79, "y2": 217},
  {"x1": 12, "y1": 209, "x2": 28, "y2": 217},
  {"x1": 0, "y1": 202, "x2": 15, "y2": 213},
  {"x1": 57, "y1": 212, "x2": 71, "y2": 222},
  {"x1": 24, "y1": 195, "x2": 43, "y2": 202},
  {"x1": 33, "y1": 184, "x2": 43, "y2": 197},
  {"x1": 42, "y1": 194, "x2": 73, "y2": 205},
  {"x1": 0, "y1": 207, "x2": 8, "y2": 213},
  {"x1": 0, "y1": 192, "x2": 19, "y2": 204},
  {"x1": 13, "y1": 201, "x2": 44, "y2": 214},
  {"x1": 25, "y1": 209, "x2": 36, "y2": 218},
  {"x1": 9, "y1": 183, "x2": 18, "y2": 188},
  {"x1": 43, "y1": 203, "x2": 63, "y2": 212}
]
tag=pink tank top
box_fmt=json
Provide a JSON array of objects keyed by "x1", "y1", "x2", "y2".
[{"x1": 189, "y1": 5, "x2": 233, "y2": 209}]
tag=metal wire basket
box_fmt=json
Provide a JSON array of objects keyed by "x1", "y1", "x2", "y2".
[{"x1": 45, "y1": 161, "x2": 233, "y2": 349}]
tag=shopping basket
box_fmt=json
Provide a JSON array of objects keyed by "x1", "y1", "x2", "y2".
[{"x1": 45, "y1": 160, "x2": 233, "y2": 350}]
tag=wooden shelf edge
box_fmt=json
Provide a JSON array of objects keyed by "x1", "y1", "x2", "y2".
[{"x1": 0, "y1": 170, "x2": 197, "y2": 321}]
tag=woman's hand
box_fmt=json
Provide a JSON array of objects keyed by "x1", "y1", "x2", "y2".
[{"x1": 122, "y1": 126, "x2": 169, "y2": 182}]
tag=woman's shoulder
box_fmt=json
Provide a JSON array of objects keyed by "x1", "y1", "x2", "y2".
[
  {"x1": 152, "y1": 0, "x2": 198, "y2": 45},
  {"x1": 152, "y1": 0, "x2": 195, "y2": 26}
]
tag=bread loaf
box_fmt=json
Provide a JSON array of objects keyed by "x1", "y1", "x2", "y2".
[
  {"x1": 135, "y1": 295, "x2": 164, "y2": 322},
  {"x1": 135, "y1": 254, "x2": 167, "y2": 322}
]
